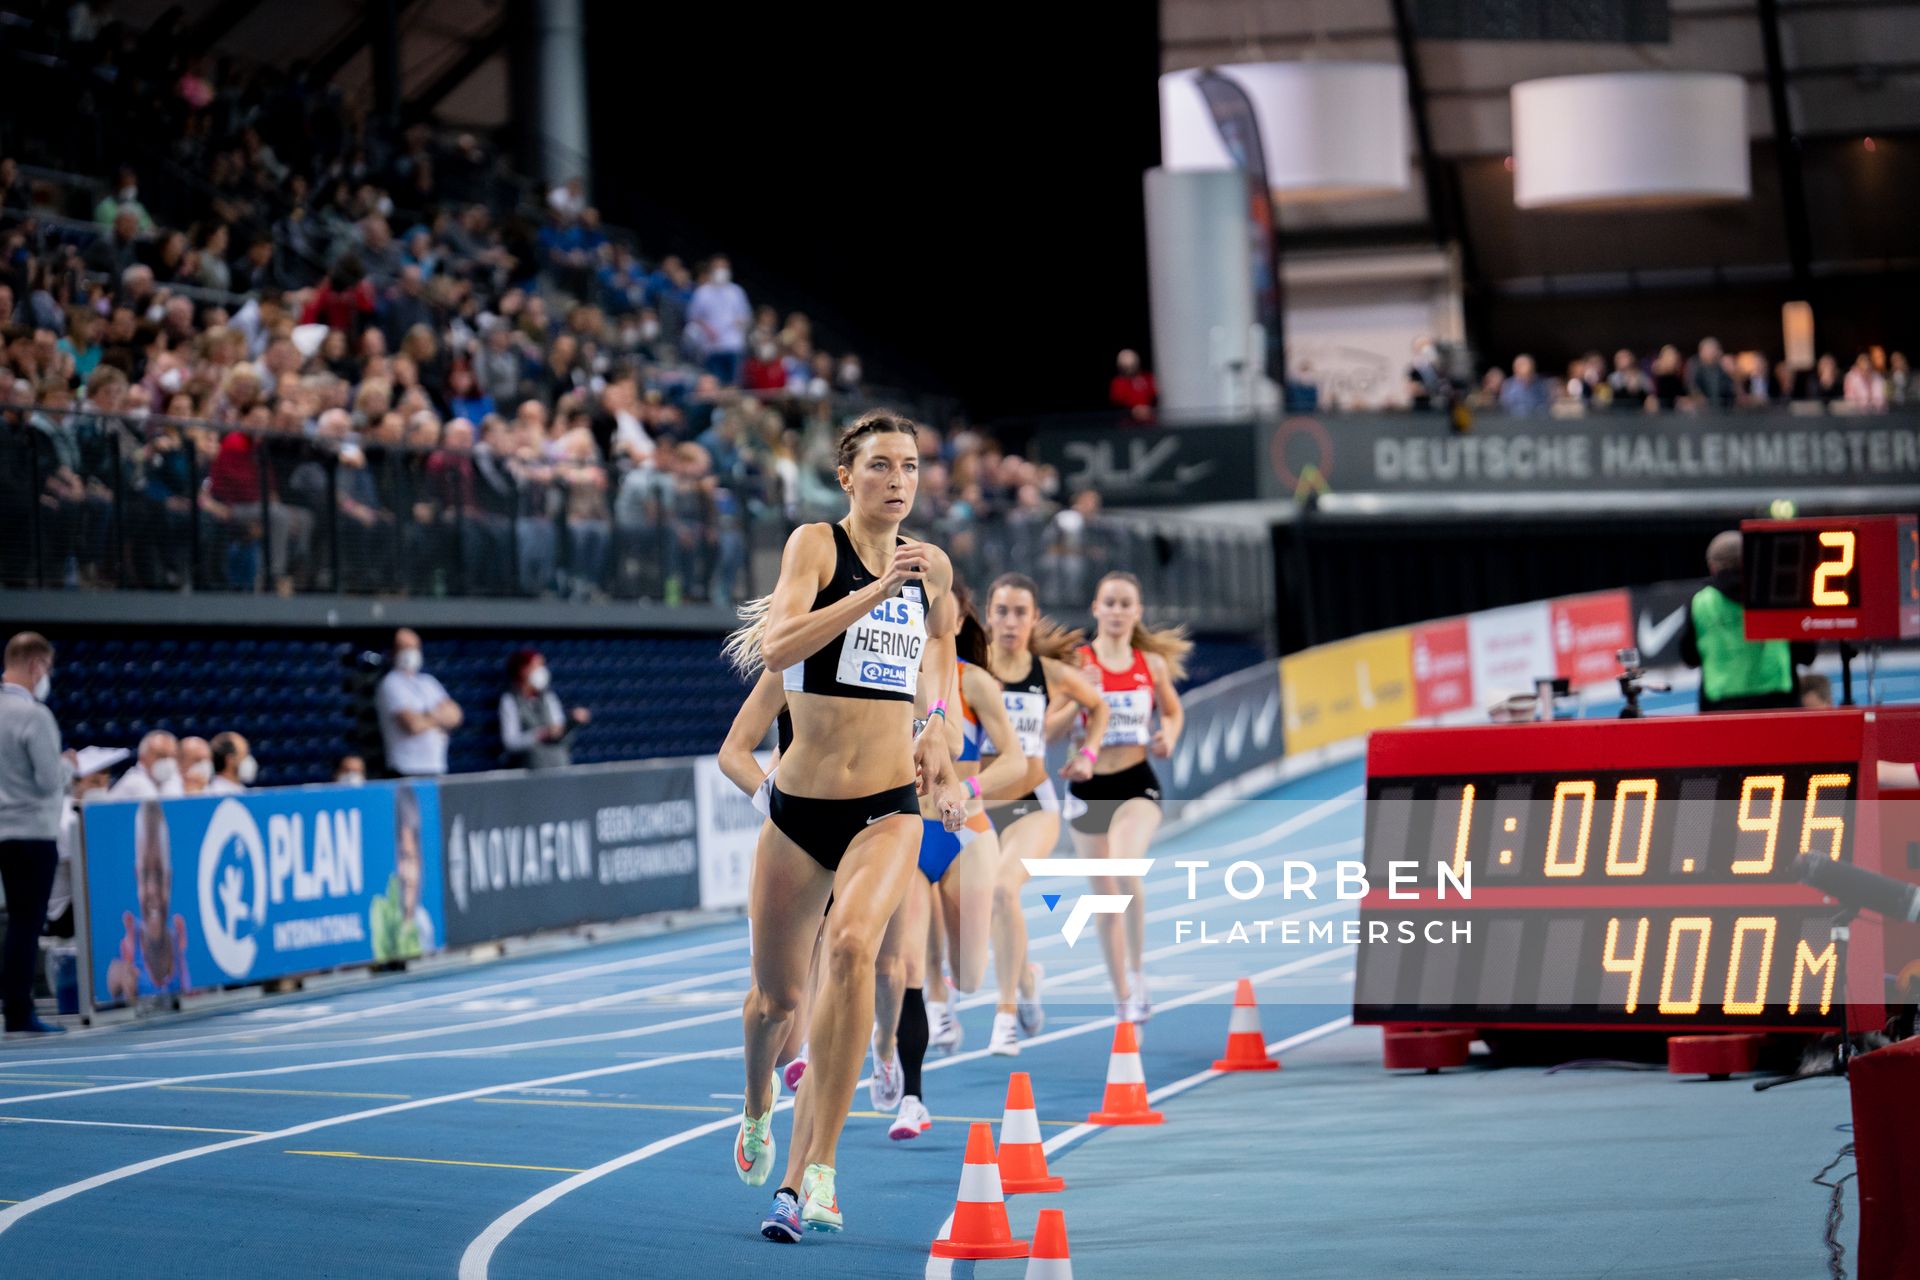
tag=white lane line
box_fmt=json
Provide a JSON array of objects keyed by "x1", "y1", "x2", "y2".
[
  {"x1": 0, "y1": 781, "x2": 1362, "y2": 1259},
  {"x1": 0, "y1": 969, "x2": 747, "y2": 1107},
  {"x1": 1036, "y1": 1015, "x2": 1355, "y2": 1159},
  {"x1": 1162, "y1": 786, "x2": 1362, "y2": 862},
  {"x1": 0, "y1": 1046, "x2": 743, "y2": 1242},
  {"x1": 21, "y1": 786, "x2": 1363, "y2": 1070},
  {"x1": 7, "y1": 934, "x2": 750, "y2": 1066},
  {"x1": 3, "y1": 832, "x2": 1362, "y2": 1089},
  {"x1": 0, "y1": 1115, "x2": 265, "y2": 1136},
  {"x1": 924, "y1": 1012, "x2": 1357, "y2": 1279},
  {"x1": 0, "y1": 855, "x2": 1355, "y2": 1107},
  {"x1": 456, "y1": 939, "x2": 1355, "y2": 1279}
]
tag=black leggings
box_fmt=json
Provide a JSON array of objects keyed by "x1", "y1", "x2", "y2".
[{"x1": 898, "y1": 986, "x2": 927, "y2": 1100}]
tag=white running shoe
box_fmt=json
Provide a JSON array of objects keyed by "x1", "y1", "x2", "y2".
[
  {"x1": 1128, "y1": 971, "x2": 1151, "y2": 1024},
  {"x1": 925, "y1": 997, "x2": 956, "y2": 1051},
  {"x1": 988, "y1": 1010, "x2": 1021, "y2": 1056},
  {"x1": 799, "y1": 1162, "x2": 842, "y2": 1233},
  {"x1": 927, "y1": 1000, "x2": 962, "y2": 1054},
  {"x1": 1016, "y1": 961, "x2": 1046, "y2": 1036},
  {"x1": 733, "y1": 1101, "x2": 776, "y2": 1187},
  {"x1": 869, "y1": 1044, "x2": 904, "y2": 1110},
  {"x1": 889, "y1": 1094, "x2": 932, "y2": 1141}
]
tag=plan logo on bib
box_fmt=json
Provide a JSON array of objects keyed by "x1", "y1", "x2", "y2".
[
  {"x1": 198, "y1": 799, "x2": 268, "y2": 979},
  {"x1": 1023, "y1": 858, "x2": 1155, "y2": 945},
  {"x1": 859, "y1": 659, "x2": 909, "y2": 689}
]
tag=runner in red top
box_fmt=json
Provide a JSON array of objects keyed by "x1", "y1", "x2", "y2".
[{"x1": 1067, "y1": 571, "x2": 1188, "y2": 1024}]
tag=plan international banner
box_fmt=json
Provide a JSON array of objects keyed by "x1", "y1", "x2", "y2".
[{"x1": 81, "y1": 781, "x2": 444, "y2": 1008}]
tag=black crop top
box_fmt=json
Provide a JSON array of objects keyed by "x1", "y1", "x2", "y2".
[
  {"x1": 781, "y1": 523, "x2": 928, "y2": 703},
  {"x1": 992, "y1": 651, "x2": 1050, "y2": 759}
]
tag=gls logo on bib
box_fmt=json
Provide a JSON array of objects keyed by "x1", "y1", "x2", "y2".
[{"x1": 838, "y1": 590, "x2": 925, "y2": 693}]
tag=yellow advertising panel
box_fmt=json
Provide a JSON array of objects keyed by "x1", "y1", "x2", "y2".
[{"x1": 1280, "y1": 628, "x2": 1415, "y2": 753}]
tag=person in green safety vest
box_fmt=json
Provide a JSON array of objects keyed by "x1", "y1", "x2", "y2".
[{"x1": 1680, "y1": 530, "x2": 1815, "y2": 713}]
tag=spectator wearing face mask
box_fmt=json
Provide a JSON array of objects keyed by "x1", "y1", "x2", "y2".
[
  {"x1": 109, "y1": 731, "x2": 184, "y2": 799},
  {"x1": 333, "y1": 755, "x2": 368, "y2": 787},
  {"x1": 1, "y1": 632, "x2": 73, "y2": 1033},
  {"x1": 687, "y1": 255, "x2": 751, "y2": 385},
  {"x1": 178, "y1": 736, "x2": 213, "y2": 794},
  {"x1": 377, "y1": 629, "x2": 462, "y2": 777},
  {"x1": 207, "y1": 732, "x2": 258, "y2": 793},
  {"x1": 499, "y1": 650, "x2": 590, "y2": 770}
]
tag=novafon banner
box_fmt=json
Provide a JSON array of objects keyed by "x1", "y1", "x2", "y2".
[
  {"x1": 437, "y1": 762, "x2": 700, "y2": 947},
  {"x1": 82, "y1": 781, "x2": 444, "y2": 1007}
]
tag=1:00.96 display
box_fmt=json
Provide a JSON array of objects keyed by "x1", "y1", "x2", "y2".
[{"x1": 1366, "y1": 765, "x2": 1857, "y2": 887}]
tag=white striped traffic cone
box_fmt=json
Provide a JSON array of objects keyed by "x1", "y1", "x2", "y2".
[
  {"x1": 1087, "y1": 1021, "x2": 1164, "y2": 1124},
  {"x1": 1212, "y1": 978, "x2": 1281, "y2": 1071},
  {"x1": 1024, "y1": 1208, "x2": 1074, "y2": 1279},
  {"x1": 998, "y1": 1071, "x2": 1064, "y2": 1193},
  {"x1": 928, "y1": 1122, "x2": 1030, "y2": 1260}
]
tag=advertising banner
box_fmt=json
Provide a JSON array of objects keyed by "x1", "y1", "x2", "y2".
[
  {"x1": 695, "y1": 752, "x2": 771, "y2": 910},
  {"x1": 82, "y1": 781, "x2": 444, "y2": 1008},
  {"x1": 1550, "y1": 590, "x2": 1634, "y2": 689},
  {"x1": 1164, "y1": 660, "x2": 1285, "y2": 805},
  {"x1": 1467, "y1": 601, "x2": 1555, "y2": 706},
  {"x1": 1410, "y1": 617, "x2": 1473, "y2": 718},
  {"x1": 1280, "y1": 628, "x2": 1414, "y2": 754},
  {"x1": 1629, "y1": 578, "x2": 1701, "y2": 669},
  {"x1": 437, "y1": 762, "x2": 700, "y2": 947},
  {"x1": 1028, "y1": 424, "x2": 1261, "y2": 506},
  {"x1": 1262, "y1": 411, "x2": 1920, "y2": 499}
]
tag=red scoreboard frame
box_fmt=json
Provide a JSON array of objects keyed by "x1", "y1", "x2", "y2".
[
  {"x1": 1354, "y1": 708, "x2": 1920, "y2": 1035},
  {"x1": 1741, "y1": 514, "x2": 1920, "y2": 643}
]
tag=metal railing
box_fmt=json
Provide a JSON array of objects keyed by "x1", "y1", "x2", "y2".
[{"x1": 0, "y1": 402, "x2": 1275, "y2": 633}]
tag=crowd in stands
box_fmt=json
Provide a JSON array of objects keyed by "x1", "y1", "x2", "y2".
[
  {"x1": 0, "y1": 4, "x2": 1131, "y2": 602},
  {"x1": 1412, "y1": 336, "x2": 1914, "y2": 416}
]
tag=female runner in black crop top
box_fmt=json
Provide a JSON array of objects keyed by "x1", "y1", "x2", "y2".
[{"x1": 720, "y1": 411, "x2": 967, "y2": 1239}]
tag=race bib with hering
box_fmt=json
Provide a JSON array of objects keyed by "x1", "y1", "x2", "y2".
[{"x1": 834, "y1": 587, "x2": 926, "y2": 695}]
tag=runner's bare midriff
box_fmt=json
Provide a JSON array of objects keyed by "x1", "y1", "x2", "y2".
[{"x1": 780, "y1": 691, "x2": 917, "y2": 798}]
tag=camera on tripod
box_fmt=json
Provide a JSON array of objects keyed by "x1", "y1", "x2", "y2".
[{"x1": 1616, "y1": 646, "x2": 1668, "y2": 719}]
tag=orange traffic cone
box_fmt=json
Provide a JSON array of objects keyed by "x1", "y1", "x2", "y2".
[
  {"x1": 928, "y1": 1122, "x2": 1031, "y2": 1260},
  {"x1": 1087, "y1": 1021, "x2": 1164, "y2": 1124},
  {"x1": 1212, "y1": 978, "x2": 1281, "y2": 1071},
  {"x1": 1024, "y1": 1208, "x2": 1074, "y2": 1279},
  {"x1": 999, "y1": 1071, "x2": 1065, "y2": 1193}
]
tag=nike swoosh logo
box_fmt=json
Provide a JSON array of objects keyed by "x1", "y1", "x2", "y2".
[
  {"x1": 865, "y1": 814, "x2": 889, "y2": 826},
  {"x1": 736, "y1": 1135, "x2": 755, "y2": 1173},
  {"x1": 1638, "y1": 606, "x2": 1686, "y2": 657}
]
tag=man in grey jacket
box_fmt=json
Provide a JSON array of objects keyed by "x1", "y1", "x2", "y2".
[{"x1": 0, "y1": 632, "x2": 72, "y2": 1034}]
